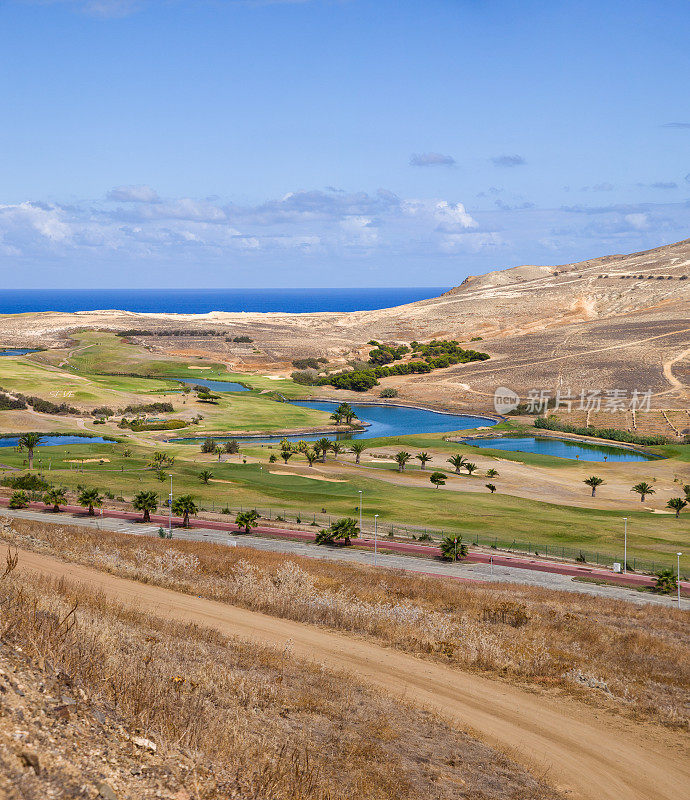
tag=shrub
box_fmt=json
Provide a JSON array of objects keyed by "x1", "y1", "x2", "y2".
[
  {"x1": 653, "y1": 569, "x2": 678, "y2": 595},
  {"x1": 91, "y1": 406, "x2": 114, "y2": 417},
  {"x1": 201, "y1": 437, "x2": 217, "y2": 453},
  {"x1": 8, "y1": 490, "x2": 30, "y2": 509},
  {"x1": 292, "y1": 358, "x2": 321, "y2": 370},
  {"x1": 2, "y1": 473, "x2": 49, "y2": 491},
  {"x1": 0, "y1": 392, "x2": 27, "y2": 410},
  {"x1": 380, "y1": 387, "x2": 398, "y2": 398}
]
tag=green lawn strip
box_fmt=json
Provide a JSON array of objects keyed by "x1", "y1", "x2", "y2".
[{"x1": 4, "y1": 441, "x2": 687, "y2": 571}]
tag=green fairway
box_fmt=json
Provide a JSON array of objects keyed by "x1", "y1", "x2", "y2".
[{"x1": 1, "y1": 438, "x2": 687, "y2": 572}]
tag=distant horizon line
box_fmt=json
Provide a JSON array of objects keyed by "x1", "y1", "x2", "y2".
[{"x1": 0, "y1": 286, "x2": 449, "y2": 292}]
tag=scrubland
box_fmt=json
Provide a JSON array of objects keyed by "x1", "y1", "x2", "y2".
[
  {"x1": 0, "y1": 550, "x2": 562, "y2": 799},
  {"x1": 2, "y1": 516, "x2": 688, "y2": 731}
]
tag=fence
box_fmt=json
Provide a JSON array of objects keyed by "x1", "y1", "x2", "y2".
[{"x1": 189, "y1": 500, "x2": 667, "y2": 575}]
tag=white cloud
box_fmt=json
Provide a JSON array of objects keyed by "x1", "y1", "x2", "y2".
[
  {"x1": 409, "y1": 152, "x2": 456, "y2": 167},
  {"x1": 106, "y1": 185, "x2": 160, "y2": 203}
]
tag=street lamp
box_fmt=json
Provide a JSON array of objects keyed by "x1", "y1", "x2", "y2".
[
  {"x1": 677, "y1": 553, "x2": 682, "y2": 607},
  {"x1": 374, "y1": 514, "x2": 379, "y2": 567},
  {"x1": 623, "y1": 518, "x2": 628, "y2": 573},
  {"x1": 168, "y1": 474, "x2": 173, "y2": 537},
  {"x1": 358, "y1": 490, "x2": 362, "y2": 534}
]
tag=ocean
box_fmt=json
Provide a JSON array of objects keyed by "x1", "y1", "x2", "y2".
[{"x1": 0, "y1": 288, "x2": 447, "y2": 315}]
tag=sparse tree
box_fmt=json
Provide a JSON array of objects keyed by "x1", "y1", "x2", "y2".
[
  {"x1": 330, "y1": 441, "x2": 344, "y2": 458},
  {"x1": 349, "y1": 441, "x2": 367, "y2": 464},
  {"x1": 486, "y1": 483, "x2": 497, "y2": 493},
  {"x1": 199, "y1": 469, "x2": 213, "y2": 484},
  {"x1": 486, "y1": 468, "x2": 499, "y2": 478},
  {"x1": 447, "y1": 454, "x2": 466, "y2": 474},
  {"x1": 78, "y1": 487, "x2": 103, "y2": 516},
  {"x1": 439, "y1": 535, "x2": 468, "y2": 561},
  {"x1": 315, "y1": 517, "x2": 359, "y2": 546},
  {"x1": 584, "y1": 476, "x2": 605, "y2": 497},
  {"x1": 416, "y1": 452, "x2": 431, "y2": 470},
  {"x1": 132, "y1": 490, "x2": 158, "y2": 522},
  {"x1": 172, "y1": 495, "x2": 198, "y2": 527},
  {"x1": 305, "y1": 449, "x2": 317, "y2": 467},
  {"x1": 666, "y1": 497, "x2": 687, "y2": 518},
  {"x1": 280, "y1": 448, "x2": 293, "y2": 464},
  {"x1": 43, "y1": 487, "x2": 67, "y2": 512},
  {"x1": 18, "y1": 433, "x2": 44, "y2": 470},
  {"x1": 463, "y1": 462, "x2": 478, "y2": 476},
  {"x1": 631, "y1": 482, "x2": 655, "y2": 503},
  {"x1": 395, "y1": 451, "x2": 412, "y2": 472},
  {"x1": 235, "y1": 509, "x2": 259, "y2": 533},
  {"x1": 316, "y1": 438, "x2": 332, "y2": 463},
  {"x1": 9, "y1": 490, "x2": 29, "y2": 509},
  {"x1": 430, "y1": 471, "x2": 446, "y2": 489}
]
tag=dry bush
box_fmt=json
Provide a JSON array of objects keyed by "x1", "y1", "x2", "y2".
[
  {"x1": 0, "y1": 555, "x2": 561, "y2": 800},
  {"x1": 2, "y1": 516, "x2": 689, "y2": 729}
]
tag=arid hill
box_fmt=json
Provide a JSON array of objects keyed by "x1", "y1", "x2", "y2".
[{"x1": 1, "y1": 238, "x2": 688, "y2": 413}]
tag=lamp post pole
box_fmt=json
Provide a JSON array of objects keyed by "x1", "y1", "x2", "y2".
[
  {"x1": 623, "y1": 517, "x2": 628, "y2": 573},
  {"x1": 374, "y1": 514, "x2": 379, "y2": 567},
  {"x1": 358, "y1": 490, "x2": 362, "y2": 535},
  {"x1": 168, "y1": 474, "x2": 173, "y2": 537},
  {"x1": 678, "y1": 552, "x2": 683, "y2": 607}
]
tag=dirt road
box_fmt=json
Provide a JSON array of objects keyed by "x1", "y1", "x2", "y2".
[{"x1": 16, "y1": 547, "x2": 688, "y2": 800}]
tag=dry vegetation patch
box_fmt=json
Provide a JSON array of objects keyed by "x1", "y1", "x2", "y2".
[
  {"x1": 2, "y1": 516, "x2": 689, "y2": 731},
  {"x1": 0, "y1": 554, "x2": 562, "y2": 800}
]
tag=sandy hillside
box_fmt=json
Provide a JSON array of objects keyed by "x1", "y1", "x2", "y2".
[{"x1": 1, "y1": 238, "x2": 688, "y2": 411}]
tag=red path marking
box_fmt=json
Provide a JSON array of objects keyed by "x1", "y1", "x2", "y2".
[{"x1": 1, "y1": 497, "x2": 687, "y2": 593}]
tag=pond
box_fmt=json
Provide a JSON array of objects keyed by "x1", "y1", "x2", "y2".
[
  {"x1": 0, "y1": 349, "x2": 40, "y2": 356},
  {"x1": 462, "y1": 436, "x2": 656, "y2": 462},
  {"x1": 0, "y1": 435, "x2": 111, "y2": 447},
  {"x1": 176, "y1": 377, "x2": 249, "y2": 392},
  {"x1": 175, "y1": 401, "x2": 497, "y2": 444}
]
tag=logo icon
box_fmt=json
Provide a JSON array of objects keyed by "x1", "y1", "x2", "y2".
[{"x1": 493, "y1": 386, "x2": 519, "y2": 414}]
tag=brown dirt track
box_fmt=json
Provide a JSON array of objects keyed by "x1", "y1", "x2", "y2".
[{"x1": 17, "y1": 547, "x2": 689, "y2": 800}]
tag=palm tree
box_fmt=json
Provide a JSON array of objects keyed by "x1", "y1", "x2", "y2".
[
  {"x1": 316, "y1": 438, "x2": 332, "y2": 463},
  {"x1": 132, "y1": 490, "x2": 158, "y2": 522},
  {"x1": 464, "y1": 462, "x2": 478, "y2": 476},
  {"x1": 430, "y1": 471, "x2": 446, "y2": 489},
  {"x1": 78, "y1": 487, "x2": 103, "y2": 516},
  {"x1": 315, "y1": 517, "x2": 359, "y2": 545},
  {"x1": 486, "y1": 468, "x2": 499, "y2": 478},
  {"x1": 447, "y1": 454, "x2": 466, "y2": 474},
  {"x1": 439, "y1": 535, "x2": 468, "y2": 561},
  {"x1": 43, "y1": 487, "x2": 67, "y2": 512},
  {"x1": 330, "y1": 442, "x2": 344, "y2": 458},
  {"x1": 349, "y1": 441, "x2": 367, "y2": 463},
  {"x1": 683, "y1": 484, "x2": 690, "y2": 502},
  {"x1": 198, "y1": 469, "x2": 213, "y2": 484},
  {"x1": 584, "y1": 476, "x2": 604, "y2": 497},
  {"x1": 214, "y1": 446, "x2": 224, "y2": 461},
  {"x1": 305, "y1": 449, "x2": 317, "y2": 467},
  {"x1": 631, "y1": 482, "x2": 655, "y2": 503},
  {"x1": 666, "y1": 497, "x2": 687, "y2": 518},
  {"x1": 18, "y1": 433, "x2": 44, "y2": 470},
  {"x1": 295, "y1": 440, "x2": 309, "y2": 453},
  {"x1": 9, "y1": 490, "x2": 29, "y2": 509},
  {"x1": 416, "y1": 452, "x2": 431, "y2": 470},
  {"x1": 172, "y1": 495, "x2": 198, "y2": 527},
  {"x1": 280, "y1": 448, "x2": 293, "y2": 464},
  {"x1": 395, "y1": 451, "x2": 412, "y2": 472},
  {"x1": 235, "y1": 509, "x2": 259, "y2": 533},
  {"x1": 486, "y1": 483, "x2": 496, "y2": 493},
  {"x1": 337, "y1": 403, "x2": 357, "y2": 425}
]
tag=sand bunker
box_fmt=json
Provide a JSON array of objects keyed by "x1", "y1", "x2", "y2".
[
  {"x1": 64, "y1": 458, "x2": 110, "y2": 463},
  {"x1": 269, "y1": 470, "x2": 347, "y2": 483},
  {"x1": 210, "y1": 478, "x2": 236, "y2": 485},
  {"x1": 189, "y1": 366, "x2": 212, "y2": 370}
]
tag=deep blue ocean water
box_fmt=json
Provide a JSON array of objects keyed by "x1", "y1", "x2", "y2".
[{"x1": 0, "y1": 288, "x2": 447, "y2": 314}]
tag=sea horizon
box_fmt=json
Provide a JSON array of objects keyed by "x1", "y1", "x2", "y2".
[{"x1": 0, "y1": 287, "x2": 448, "y2": 315}]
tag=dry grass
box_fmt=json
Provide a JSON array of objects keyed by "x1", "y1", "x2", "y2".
[
  {"x1": 3, "y1": 515, "x2": 689, "y2": 731},
  {"x1": 0, "y1": 553, "x2": 561, "y2": 800}
]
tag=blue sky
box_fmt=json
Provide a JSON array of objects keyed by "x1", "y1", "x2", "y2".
[{"x1": 1, "y1": 0, "x2": 689, "y2": 288}]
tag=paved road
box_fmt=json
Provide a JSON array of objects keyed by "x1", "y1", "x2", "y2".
[
  {"x1": 17, "y1": 547, "x2": 690, "y2": 800},
  {"x1": 1, "y1": 502, "x2": 685, "y2": 607}
]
